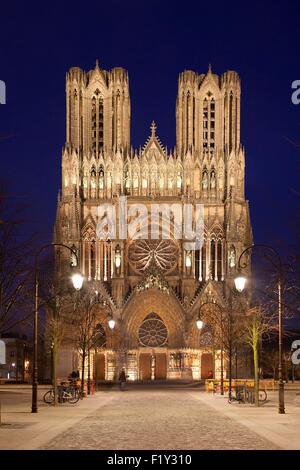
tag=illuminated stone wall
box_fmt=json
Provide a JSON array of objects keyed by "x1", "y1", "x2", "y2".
[{"x1": 53, "y1": 62, "x2": 252, "y2": 381}]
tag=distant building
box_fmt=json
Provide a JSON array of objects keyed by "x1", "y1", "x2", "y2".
[{"x1": 0, "y1": 334, "x2": 31, "y2": 382}]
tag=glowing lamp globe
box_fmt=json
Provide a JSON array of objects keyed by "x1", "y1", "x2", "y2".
[
  {"x1": 234, "y1": 275, "x2": 247, "y2": 293},
  {"x1": 72, "y1": 273, "x2": 84, "y2": 291}
]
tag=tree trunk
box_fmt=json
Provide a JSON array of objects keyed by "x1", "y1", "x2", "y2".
[
  {"x1": 94, "y1": 347, "x2": 98, "y2": 392},
  {"x1": 253, "y1": 342, "x2": 259, "y2": 407},
  {"x1": 52, "y1": 340, "x2": 59, "y2": 406},
  {"x1": 228, "y1": 344, "x2": 232, "y2": 399},
  {"x1": 272, "y1": 364, "x2": 276, "y2": 380},
  {"x1": 81, "y1": 351, "x2": 86, "y2": 396},
  {"x1": 87, "y1": 349, "x2": 91, "y2": 395},
  {"x1": 228, "y1": 313, "x2": 233, "y2": 399}
]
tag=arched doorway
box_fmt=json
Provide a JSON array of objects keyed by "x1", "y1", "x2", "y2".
[
  {"x1": 199, "y1": 326, "x2": 214, "y2": 379},
  {"x1": 201, "y1": 353, "x2": 214, "y2": 379},
  {"x1": 94, "y1": 323, "x2": 106, "y2": 381},
  {"x1": 122, "y1": 288, "x2": 185, "y2": 381},
  {"x1": 138, "y1": 313, "x2": 168, "y2": 380}
]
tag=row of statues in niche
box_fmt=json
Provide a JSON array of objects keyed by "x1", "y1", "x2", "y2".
[
  {"x1": 82, "y1": 167, "x2": 218, "y2": 191},
  {"x1": 202, "y1": 169, "x2": 216, "y2": 190},
  {"x1": 64, "y1": 161, "x2": 230, "y2": 196}
]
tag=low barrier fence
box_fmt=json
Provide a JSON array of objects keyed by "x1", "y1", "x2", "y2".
[{"x1": 205, "y1": 378, "x2": 276, "y2": 393}]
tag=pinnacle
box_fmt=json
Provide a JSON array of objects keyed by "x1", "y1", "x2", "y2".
[{"x1": 150, "y1": 121, "x2": 157, "y2": 137}]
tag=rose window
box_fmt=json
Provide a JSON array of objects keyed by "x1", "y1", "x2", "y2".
[
  {"x1": 138, "y1": 313, "x2": 168, "y2": 347},
  {"x1": 128, "y1": 239, "x2": 178, "y2": 274}
]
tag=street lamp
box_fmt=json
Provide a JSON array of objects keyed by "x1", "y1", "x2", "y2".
[
  {"x1": 196, "y1": 301, "x2": 225, "y2": 395},
  {"x1": 72, "y1": 273, "x2": 84, "y2": 291},
  {"x1": 234, "y1": 275, "x2": 247, "y2": 293},
  {"x1": 31, "y1": 243, "x2": 84, "y2": 413},
  {"x1": 235, "y1": 243, "x2": 285, "y2": 414}
]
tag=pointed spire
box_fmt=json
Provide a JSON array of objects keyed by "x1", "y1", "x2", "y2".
[
  {"x1": 208, "y1": 63, "x2": 212, "y2": 74},
  {"x1": 95, "y1": 59, "x2": 100, "y2": 70},
  {"x1": 150, "y1": 121, "x2": 157, "y2": 137}
]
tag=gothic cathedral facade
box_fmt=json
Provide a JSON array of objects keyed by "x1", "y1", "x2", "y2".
[{"x1": 54, "y1": 62, "x2": 252, "y2": 381}]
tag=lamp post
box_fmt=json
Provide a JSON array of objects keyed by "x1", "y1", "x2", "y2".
[
  {"x1": 196, "y1": 301, "x2": 225, "y2": 395},
  {"x1": 31, "y1": 243, "x2": 84, "y2": 413},
  {"x1": 234, "y1": 243, "x2": 285, "y2": 414}
]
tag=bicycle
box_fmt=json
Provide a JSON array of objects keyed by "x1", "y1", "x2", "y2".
[
  {"x1": 257, "y1": 389, "x2": 268, "y2": 403},
  {"x1": 228, "y1": 386, "x2": 268, "y2": 404},
  {"x1": 228, "y1": 386, "x2": 247, "y2": 404},
  {"x1": 43, "y1": 382, "x2": 80, "y2": 405},
  {"x1": 68, "y1": 379, "x2": 84, "y2": 400}
]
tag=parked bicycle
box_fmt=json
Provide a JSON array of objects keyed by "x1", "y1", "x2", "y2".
[
  {"x1": 68, "y1": 378, "x2": 84, "y2": 400},
  {"x1": 43, "y1": 381, "x2": 82, "y2": 405},
  {"x1": 228, "y1": 385, "x2": 267, "y2": 404}
]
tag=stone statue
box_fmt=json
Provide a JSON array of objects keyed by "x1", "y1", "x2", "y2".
[
  {"x1": 228, "y1": 246, "x2": 236, "y2": 268},
  {"x1": 99, "y1": 168, "x2": 104, "y2": 189},
  {"x1": 202, "y1": 171, "x2": 208, "y2": 190},
  {"x1": 91, "y1": 173, "x2": 96, "y2": 198},
  {"x1": 210, "y1": 171, "x2": 216, "y2": 189}
]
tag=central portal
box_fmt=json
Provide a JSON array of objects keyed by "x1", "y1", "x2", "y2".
[
  {"x1": 138, "y1": 351, "x2": 167, "y2": 380},
  {"x1": 155, "y1": 353, "x2": 167, "y2": 380},
  {"x1": 138, "y1": 312, "x2": 168, "y2": 380}
]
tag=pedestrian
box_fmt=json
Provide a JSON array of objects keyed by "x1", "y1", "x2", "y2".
[
  {"x1": 118, "y1": 368, "x2": 127, "y2": 391},
  {"x1": 70, "y1": 370, "x2": 78, "y2": 379}
]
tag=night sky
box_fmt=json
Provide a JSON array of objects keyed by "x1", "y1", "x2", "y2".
[{"x1": 1, "y1": 1, "x2": 300, "y2": 250}]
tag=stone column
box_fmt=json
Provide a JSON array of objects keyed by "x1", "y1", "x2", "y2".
[
  {"x1": 88, "y1": 242, "x2": 91, "y2": 280},
  {"x1": 215, "y1": 240, "x2": 218, "y2": 281},
  {"x1": 199, "y1": 247, "x2": 202, "y2": 281},
  {"x1": 221, "y1": 239, "x2": 225, "y2": 281}
]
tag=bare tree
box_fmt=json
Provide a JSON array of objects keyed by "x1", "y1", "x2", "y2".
[
  {"x1": 283, "y1": 235, "x2": 300, "y2": 318},
  {"x1": 0, "y1": 186, "x2": 35, "y2": 335},
  {"x1": 70, "y1": 282, "x2": 116, "y2": 393},
  {"x1": 261, "y1": 347, "x2": 278, "y2": 379},
  {"x1": 70, "y1": 288, "x2": 100, "y2": 395},
  {"x1": 242, "y1": 305, "x2": 277, "y2": 406},
  {"x1": 38, "y1": 253, "x2": 78, "y2": 404},
  {"x1": 44, "y1": 290, "x2": 75, "y2": 403},
  {"x1": 199, "y1": 298, "x2": 245, "y2": 395}
]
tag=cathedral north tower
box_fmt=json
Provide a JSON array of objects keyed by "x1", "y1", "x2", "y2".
[{"x1": 66, "y1": 61, "x2": 130, "y2": 155}]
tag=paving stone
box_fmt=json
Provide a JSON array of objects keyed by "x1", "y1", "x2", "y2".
[{"x1": 41, "y1": 390, "x2": 279, "y2": 450}]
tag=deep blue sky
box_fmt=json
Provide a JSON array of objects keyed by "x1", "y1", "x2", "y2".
[{"x1": 0, "y1": 0, "x2": 300, "y2": 248}]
